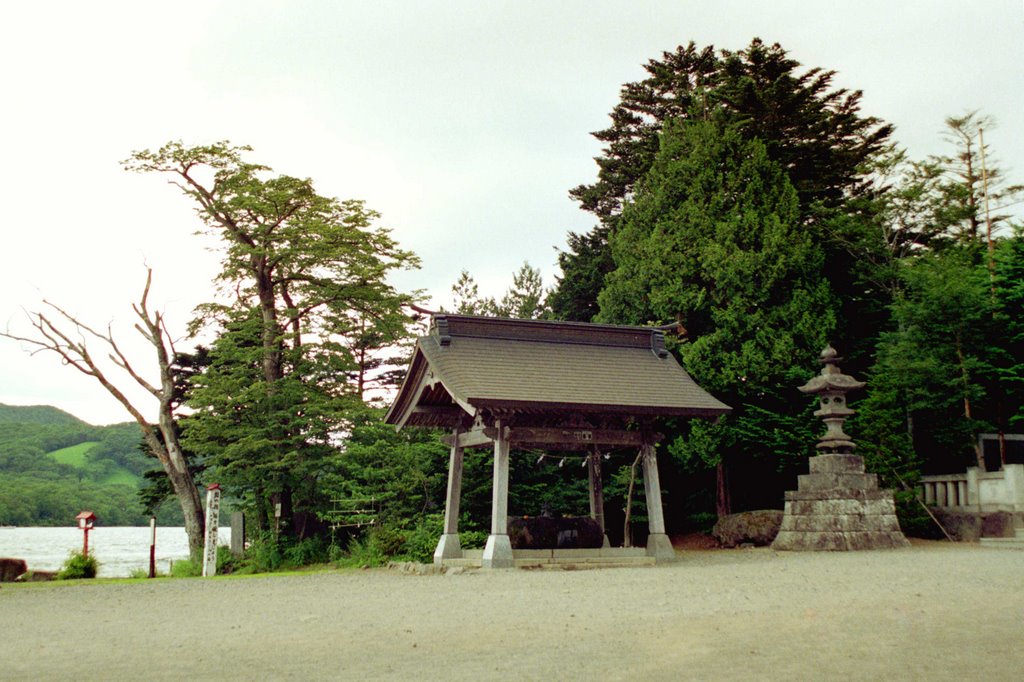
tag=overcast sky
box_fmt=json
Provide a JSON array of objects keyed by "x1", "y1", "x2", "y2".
[{"x1": 2, "y1": 0, "x2": 1023, "y2": 425}]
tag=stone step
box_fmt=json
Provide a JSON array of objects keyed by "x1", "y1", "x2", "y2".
[{"x1": 979, "y1": 537, "x2": 1024, "y2": 549}]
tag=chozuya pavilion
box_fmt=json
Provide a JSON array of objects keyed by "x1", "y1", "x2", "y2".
[{"x1": 385, "y1": 314, "x2": 731, "y2": 568}]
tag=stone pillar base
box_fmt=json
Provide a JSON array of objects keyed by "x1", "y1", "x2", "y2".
[
  {"x1": 645, "y1": 533, "x2": 676, "y2": 562},
  {"x1": 433, "y1": 533, "x2": 462, "y2": 565},
  {"x1": 772, "y1": 454, "x2": 910, "y2": 551},
  {"x1": 482, "y1": 534, "x2": 514, "y2": 568}
]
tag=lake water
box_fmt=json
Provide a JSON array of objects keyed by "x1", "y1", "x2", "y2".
[{"x1": 0, "y1": 526, "x2": 231, "y2": 578}]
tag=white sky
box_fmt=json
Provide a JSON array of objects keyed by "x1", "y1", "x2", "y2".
[{"x1": 2, "y1": 0, "x2": 1023, "y2": 425}]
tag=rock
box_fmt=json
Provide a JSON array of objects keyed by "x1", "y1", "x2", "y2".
[
  {"x1": 931, "y1": 509, "x2": 983, "y2": 542},
  {"x1": 16, "y1": 570, "x2": 57, "y2": 582},
  {"x1": 0, "y1": 558, "x2": 29, "y2": 582},
  {"x1": 712, "y1": 510, "x2": 783, "y2": 548},
  {"x1": 981, "y1": 511, "x2": 1016, "y2": 538},
  {"x1": 387, "y1": 561, "x2": 444, "y2": 576}
]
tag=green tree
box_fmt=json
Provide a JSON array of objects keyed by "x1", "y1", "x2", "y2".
[
  {"x1": 991, "y1": 231, "x2": 1024, "y2": 435},
  {"x1": 871, "y1": 253, "x2": 998, "y2": 471},
  {"x1": 552, "y1": 38, "x2": 892, "y2": 322},
  {"x1": 598, "y1": 119, "x2": 834, "y2": 515},
  {"x1": 446, "y1": 262, "x2": 549, "y2": 319},
  {"x1": 930, "y1": 112, "x2": 1024, "y2": 250},
  {"x1": 126, "y1": 142, "x2": 419, "y2": 538}
]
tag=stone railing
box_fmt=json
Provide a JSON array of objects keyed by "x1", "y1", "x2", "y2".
[
  {"x1": 920, "y1": 473, "x2": 970, "y2": 508},
  {"x1": 920, "y1": 464, "x2": 1024, "y2": 513}
]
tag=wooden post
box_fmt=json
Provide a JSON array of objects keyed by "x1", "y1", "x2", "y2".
[
  {"x1": 482, "y1": 421, "x2": 514, "y2": 568},
  {"x1": 641, "y1": 443, "x2": 675, "y2": 561},
  {"x1": 588, "y1": 448, "x2": 609, "y2": 547},
  {"x1": 434, "y1": 427, "x2": 465, "y2": 565}
]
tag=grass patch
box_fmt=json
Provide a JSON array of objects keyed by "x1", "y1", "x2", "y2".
[
  {"x1": 47, "y1": 442, "x2": 99, "y2": 467},
  {"x1": 98, "y1": 468, "x2": 138, "y2": 486},
  {"x1": 47, "y1": 441, "x2": 140, "y2": 486}
]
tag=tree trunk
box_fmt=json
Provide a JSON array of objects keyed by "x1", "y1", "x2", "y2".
[
  {"x1": 955, "y1": 332, "x2": 985, "y2": 471},
  {"x1": 159, "y1": 412, "x2": 205, "y2": 559},
  {"x1": 256, "y1": 262, "x2": 283, "y2": 386},
  {"x1": 716, "y1": 457, "x2": 732, "y2": 518}
]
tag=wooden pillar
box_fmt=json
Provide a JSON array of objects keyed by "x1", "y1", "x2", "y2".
[
  {"x1": 641, "y1": 442, "x2": 675, "y2": 561},
  {"x1": 588, "y1": 448, "x2": 609, "y2": 547},
  {"x1": 433, "y1": 427, "x2": 464, "y2": 565},
  {"x1": 482, "y1": 422, "x2": 513, "y2": 568}
]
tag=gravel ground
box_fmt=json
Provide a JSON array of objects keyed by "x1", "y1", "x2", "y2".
[{"x1": 2, "y1": 541, "x2": 1023, "y2": 681}]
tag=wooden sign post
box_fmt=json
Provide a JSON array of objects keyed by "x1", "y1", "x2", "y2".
[{"x1": 202, "y1": 484, "x2": 221, "y2": 577}]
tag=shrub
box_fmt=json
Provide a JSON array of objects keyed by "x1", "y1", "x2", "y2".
[
  {"x1": 368, "y1": 525, "x2": 406, "y2": 557},
  {"x1": 57, "y1": 551, "x2": 99, "y2": 580},
  {"x1": 169, "y1": 557, "x2": 201, "y2": 577},
  {"x1": 240, "y1": 532, "x2": 283, "y2": 573},
  {"x1": 216, "y1": 545, "x2": 238, "y2": 574},
  {"x1": 459, "y1": 529, "x2": 488, "y2": 549},
  {"x1": 283, "y1": 537, "x2": 329, "y2": 567},
  {"x1": 336, "y1": 535, "x2": 387, "y2": 568},
  {"x1": 398, "y1": 514, "x2": 444, "y2": 562},
  {"x1": 895, "y1": 491, "x2": 944, "y2": 539}
]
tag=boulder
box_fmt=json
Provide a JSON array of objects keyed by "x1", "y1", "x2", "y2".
[
  {"x1": 0, "y1": 558, "x2": 29, "y2": 582},
  {"x1": 931, "y1": 509, "x2": 983, "y2": 542},
  {"x1": 981, "y1": 511, "x2": 1016, "y2": 538},
  {"x1": 712, "y1": 510, "x2": 783, "y2": 548}
]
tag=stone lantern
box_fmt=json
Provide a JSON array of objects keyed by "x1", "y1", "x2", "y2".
[
  {"x1": 798, "y1": 345, "x2": 865, "y2": 454},
  {"x1": 772, "y1": 345, "x2": 909, "y2": 551}
]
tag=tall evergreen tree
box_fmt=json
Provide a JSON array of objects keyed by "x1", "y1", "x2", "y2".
[
  {"x1": 599, "y1": 119, "x2": 834, "y2": 514},
  {"x1": 552, "y1": 39, "x2": 892, "y2": 322}
]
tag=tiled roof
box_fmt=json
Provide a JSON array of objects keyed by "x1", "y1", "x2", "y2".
[{"x1": 385, "y1": 314, "x2": 730, "y2": 428}]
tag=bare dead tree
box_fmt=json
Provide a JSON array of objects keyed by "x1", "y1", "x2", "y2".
[{"x1": 1, "y1": 269, "x2": 205, "y2": 559}]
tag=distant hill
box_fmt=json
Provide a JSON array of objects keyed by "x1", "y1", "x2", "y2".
[
  {"x1": 0, "y1": 404, "x2": 178, "y2": 526},
  {"x1": 0, "y1": 403, "x2": 88, "y2": 426}
]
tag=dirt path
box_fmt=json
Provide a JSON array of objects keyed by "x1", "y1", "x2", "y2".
[{"x1": 3, "y1": 542, "x2": 1023, "y2": 680}]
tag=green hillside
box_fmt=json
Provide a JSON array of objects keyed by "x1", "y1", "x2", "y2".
[
  {"x1": 48, "y1": 441, "x2": 141, "y2": 487},
  {"x1": 0, "y1": 405, "x2": 166, "y2": 525},
  {"x1": 0, "y1": 403, "x2": 86, "y2": 426}
]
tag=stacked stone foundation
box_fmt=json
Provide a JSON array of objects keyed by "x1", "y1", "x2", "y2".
[{"x1": 772, "y1": 453, "x2": 910, "y2": 551}]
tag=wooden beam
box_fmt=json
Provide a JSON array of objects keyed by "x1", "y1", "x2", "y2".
[
  {"x1": 411, "y1": 406, "x2": 465, "y2": 420},
  {"x1": 501, "y1": 427, "x2": 653, "y2": 448},
  {"x1": 440, "y1": 429, "x2": 494, "y2": 448}
]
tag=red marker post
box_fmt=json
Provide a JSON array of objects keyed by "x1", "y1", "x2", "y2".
[
  {"x1": 76, "y1": 511, "x2": 96, "y2": 556},
  {"x1": 149, "y1": 517, "x2": 157, "y2": 579}
]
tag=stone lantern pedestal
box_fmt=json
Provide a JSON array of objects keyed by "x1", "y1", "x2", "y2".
[{"x1": 772, "y1": 346, "x2": 909, "y2": 551}]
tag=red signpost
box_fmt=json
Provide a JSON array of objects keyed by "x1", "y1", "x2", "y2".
[
  {"x1": 149, "y1": 517, "x2": 157, "y2": 579},
  {"x1": 75, "y1": 511, "x2": 96, "y2": 555}
]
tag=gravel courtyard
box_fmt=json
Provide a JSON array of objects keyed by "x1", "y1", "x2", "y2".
[{"x1": 2, "y1": 541, "x2": 1022, "y2": 681}]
